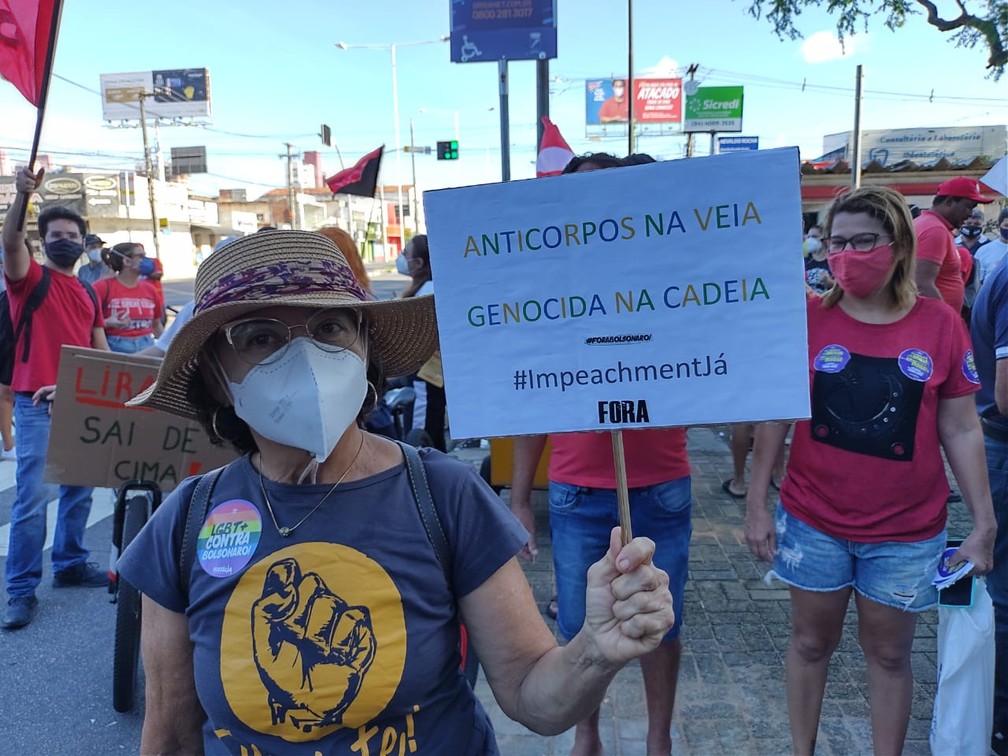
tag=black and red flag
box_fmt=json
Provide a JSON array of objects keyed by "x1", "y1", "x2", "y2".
[
  {"x1": 0, "y1": 0, "x2": 61, "y2": 106},
  {"x1": 325, "y1": 146, "x2": 383, "y2": 197},
  {"x1": 0, "y1": 0, "x2": 64, "y2": 228}
]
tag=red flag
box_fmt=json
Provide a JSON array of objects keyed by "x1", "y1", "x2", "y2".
[
  {"x1": 0, "y1": 0, "x2": 61, "y2": 106},
  {"x1": 325, "y1": 146, "x2": 383, "y2": 198},
  {"x1": 536, "y1": 117, "x2": 575, "y2": 177}
]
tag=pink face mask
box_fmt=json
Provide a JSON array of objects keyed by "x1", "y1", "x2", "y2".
[{"x1": 829, "y1": 244, "x2": 894, "y2": 298}]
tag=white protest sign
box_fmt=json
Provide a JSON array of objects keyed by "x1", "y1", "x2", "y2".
[{"x1": 423, "y1": 147, "x2": 811, "y2": 438}]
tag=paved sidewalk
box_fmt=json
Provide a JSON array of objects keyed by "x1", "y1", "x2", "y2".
[{"x1": 458, "y1": 426, "x2": 969, "y2": 755}]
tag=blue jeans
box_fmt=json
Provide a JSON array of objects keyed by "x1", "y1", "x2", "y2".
[
  {"x1": 106, "y1": 334, "x2": 154, "y2": 354},
  {"x1": 984, "y1": 434, "x2": 1008, "y2": 726},
  {"x1": 549, "y1": 477, "x2": 692, "y2": 643},
  {"x1": 5, "y1": 394, "x2": 94, "y2": 599}
]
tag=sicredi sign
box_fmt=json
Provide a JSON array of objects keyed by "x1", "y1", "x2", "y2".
[
  {"x1": 423, "y1": 147, "x2": 810, "y2": 438},
  {"x1": 684, "y1": 86, "x2": 744, "y2": 133},
  {"x1": 46, "y1": 347, "x2": 236, "y2": 492}
]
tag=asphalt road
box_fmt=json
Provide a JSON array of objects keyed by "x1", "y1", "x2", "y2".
[{"x1": 0, "y1": 495, "x2": 145, "y2": 753}]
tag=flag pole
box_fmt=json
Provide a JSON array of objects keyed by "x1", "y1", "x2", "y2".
[
  {"x1": 611, "y1": 430, "x2": 633, "y2": 545},
  {"x1": 17, "y1": 0, "x2": 65, "y2": 231}
]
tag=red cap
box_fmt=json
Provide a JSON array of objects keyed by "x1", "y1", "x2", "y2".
[{"x1": 936, "y1": 176, "x2": 994, "y2": 203}]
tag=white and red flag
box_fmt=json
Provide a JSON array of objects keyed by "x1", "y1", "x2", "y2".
[{"x1": 536, "y1": 116, "x2": 575, "y2": 177}]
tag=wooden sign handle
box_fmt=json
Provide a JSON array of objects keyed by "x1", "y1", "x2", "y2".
[{"x1": 611, "y1": 430, "x2": 632, "y2": 546}]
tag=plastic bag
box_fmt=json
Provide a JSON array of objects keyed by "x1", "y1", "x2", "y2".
[{"x1": 930, "y1": 578, "x2": 995, "y2": 755}]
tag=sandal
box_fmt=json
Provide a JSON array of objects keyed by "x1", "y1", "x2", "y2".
[
  {"x1": 722, "y1": 479, "x2": 746, "y2": 499},
  {"x1": 547, "y1": 595, "x2": 558, "y2": 619}
]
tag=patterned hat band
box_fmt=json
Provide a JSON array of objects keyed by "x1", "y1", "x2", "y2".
[{"x1": 197, "y1": 259, "x2": 367, "y2": 312}]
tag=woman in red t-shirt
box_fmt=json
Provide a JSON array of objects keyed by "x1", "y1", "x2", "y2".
[
  {"x1": 96, "y1": 242, "x2": 165, "y2": 353},
  {"x1": 744, "y1": 186, "x2": 996, "y2": 755}
]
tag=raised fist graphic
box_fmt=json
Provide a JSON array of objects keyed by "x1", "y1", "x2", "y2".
[{"x1": 251, "y1": 558, "x2": 377, "y2": 733}]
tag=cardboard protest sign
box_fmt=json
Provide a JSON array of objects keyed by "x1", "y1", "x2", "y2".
[
  {"x1": 423, "y1": 147, "x2": 811, "y2": 438},
  {"x1": 46, "y1": 346, "x2": 235, "y2": 492}
]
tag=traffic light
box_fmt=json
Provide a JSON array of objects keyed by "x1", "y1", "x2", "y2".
[
  {"x1": 437, "y1": 140, "x2": 459, "y2": 160},
  {"x1": 321, "y1": 124, "x2": 332, "y2": 147}
]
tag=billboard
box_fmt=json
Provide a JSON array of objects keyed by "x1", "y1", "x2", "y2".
[
  {"x1": 822, "y1": 125, "x2": 1007, "y2": 168},
  {"x1": 450, "y1": 0, "x2": 557, "y2": 63},
  {"x1": 683, "y1": 86, "x2": 744, "y2": 133},
  {"x1": 718, "y1": 136, "x2": 759, "y2": 153},
  {"x1": 585, "y1": 78, "x2": 683, "y2": 126},
  {"x1": 100, "y1": 68, "x2": 211, "y2": 121}
]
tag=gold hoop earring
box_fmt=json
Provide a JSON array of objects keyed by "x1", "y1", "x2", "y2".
[
  {"x1": 363, "y1": 381, "x2": 379, "y2": 413},
  {"x1": 211, "y1": 407, "x2": 225, "y2": 441}
]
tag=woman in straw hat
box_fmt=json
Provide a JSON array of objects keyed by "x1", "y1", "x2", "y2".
[{"x1": 118, "y1": 230, "x2": 673, "y2": 754}]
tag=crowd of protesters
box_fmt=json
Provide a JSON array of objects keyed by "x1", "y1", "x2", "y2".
[{"x1": 1, "y1": 154, "x2": 1006, "y2": 755}]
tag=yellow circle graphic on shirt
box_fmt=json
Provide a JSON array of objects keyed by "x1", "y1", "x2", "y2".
[{"x1": 219, "y1": 542, "x2": 407, "y2": 742}]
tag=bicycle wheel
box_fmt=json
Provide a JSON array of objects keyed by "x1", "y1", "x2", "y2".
[{"x1": 112, "y1": 495, "x2": 148, "y2": 713}]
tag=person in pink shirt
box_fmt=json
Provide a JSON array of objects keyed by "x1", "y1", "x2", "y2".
[
  {"x1": 510, "y1": 152, "x2": 690, "y2": 756},
  {"x1": 913, "y1": 176, "x2": 994, "y2": 313},
  {"x1": 746, "y1": 186, "x2": 996, "y2": 755}
]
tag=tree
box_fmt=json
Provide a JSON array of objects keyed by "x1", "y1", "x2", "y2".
[{"x1": 743, "y1": 0, "x2": 1008, "y2": 78}]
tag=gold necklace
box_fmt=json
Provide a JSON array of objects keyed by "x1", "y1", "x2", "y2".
[{"x1": 257, "y1": 434, "x2": 366, "y2": 538}]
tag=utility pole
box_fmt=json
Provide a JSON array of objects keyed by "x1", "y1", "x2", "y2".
[
  {"x1": 684, "y1": 64, "x2": 699, "y2": 159},
  {"x1": 498, "y1": 60, "x2": 511, "y2": 182},
  {"x1": 627, "y1": 0, "x2": 635, "y2": 155},
  {"x1": 409, "y1": 118, "x2": 419, "y2": 234},
  {"x1": 283, "y1": 142, "x2": 298, "y2": 229},
  {"x1": 137, "y1": 93, "x2": 161, "y2": 258},
  {"x1": 851, "y1": 65, "x2": 864, "y2": 189}
]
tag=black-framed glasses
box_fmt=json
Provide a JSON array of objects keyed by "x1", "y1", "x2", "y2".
[
  {"x1": 827, "y1": 233, "x2": 891, "y2": 253},
  {"x1": 222, "y1": 308, "x2": 362, "y2": 365}
]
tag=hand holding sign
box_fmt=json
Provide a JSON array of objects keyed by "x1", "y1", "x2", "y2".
[{"x1": 581, "y1": 528, "x2": 673, "y2": 663}]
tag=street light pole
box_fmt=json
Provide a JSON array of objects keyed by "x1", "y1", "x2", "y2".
[
  {"x1": 390, "y1": 43, "x2": 405, "y2": 248},
  {"x1": 336, "y1": 37, "x2": 448, "y2": 252},
  {"x1": 409, "y1": 117, "x2": 419, "y2": 234}
]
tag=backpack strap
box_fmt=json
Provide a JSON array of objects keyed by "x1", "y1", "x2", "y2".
[
  {"x1": 78, "y1": 278, "x2": 100, "y2": 324},
  {"x1": 15, "y1": 267, "x2": 51, "y2": 363},
  {"x1": 396, "y1": 441, "x2": 452, "y2": 584},
  {"x1": 179, "y1": 466, "x2": 226, "y2": 597}
]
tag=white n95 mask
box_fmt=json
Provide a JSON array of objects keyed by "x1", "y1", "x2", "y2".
[{"x1": 228, "y1": 338, "x2": 367, "y2": 462}]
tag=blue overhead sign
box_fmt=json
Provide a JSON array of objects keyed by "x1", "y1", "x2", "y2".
[
  {"x1": 718, "y1": 136, "x2": 759, "y2": 153},
  {"x1": 450, "y1": 0, "x2": 557, "y2": 63}
]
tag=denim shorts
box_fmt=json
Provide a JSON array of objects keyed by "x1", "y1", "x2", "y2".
[
  {"x1": 772, "y1": 503, "x2": 946, "y2": 612},
  {"x1": 549, "y1": 477, "x2": 692, "y2": 642},
  {"x1": 107, "y1": 333, "x2": 154, "y2": 354}
]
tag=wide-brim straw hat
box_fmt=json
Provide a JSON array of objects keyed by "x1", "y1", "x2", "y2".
[{"x1": 127, "y1": 230, "x2": 438, "y2": 421}]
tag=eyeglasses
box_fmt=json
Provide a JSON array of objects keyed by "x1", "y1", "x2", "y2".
[
  {"x1": 222, "y1": 308, "x2": 362, "y2": 365},
  {"x1": 827, "y1": 233, "x2": 891, "y2": 253}
]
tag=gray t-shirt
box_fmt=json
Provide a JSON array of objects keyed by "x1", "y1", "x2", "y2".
[{"x1": 120, "y1": 448, "x2": 527, "y2": 754}]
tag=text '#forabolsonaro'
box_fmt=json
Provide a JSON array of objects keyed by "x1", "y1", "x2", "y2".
[{"x1": 513, "y1": 355, "x2": 728, "y2": 393}]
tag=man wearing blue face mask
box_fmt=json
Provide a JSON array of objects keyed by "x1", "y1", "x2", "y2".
[
  {"x1": 78, "y1": 233, "x2": 111, "y2": 287},
  {"x1": 1, "y1": 167, "x2": 110, "y2": 630}
]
